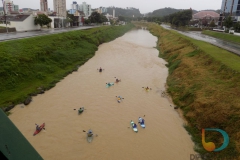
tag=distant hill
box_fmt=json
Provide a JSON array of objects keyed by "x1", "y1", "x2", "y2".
[
  {"x1": 106, "y1": 7, "x2": 142, "y2": 17},
  {"x1": 146, "y1": 7, "x2": 221, "y2": 17}
]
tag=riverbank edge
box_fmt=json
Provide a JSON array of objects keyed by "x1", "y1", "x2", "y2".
[
  {"x1": 0, "y1": 24, "x2": 134, "y2": 115},
  {"x1": 133, "y1": 22, "x2": 240, "y2": 159},
  {"x1": 202, "y1": 30, "x2": 240, "y2": 45}
]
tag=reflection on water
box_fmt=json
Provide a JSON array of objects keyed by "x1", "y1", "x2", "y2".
[{"x1": 9, "y1": 29, "x2": 195, "y2": 160}]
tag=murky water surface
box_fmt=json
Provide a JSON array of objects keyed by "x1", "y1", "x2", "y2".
[{"x1": 9, "y1": 29, "x2": 195, "y2": 160}]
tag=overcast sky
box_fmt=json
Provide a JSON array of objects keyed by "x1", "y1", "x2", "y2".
[{"x1": 3, "y1": 0, "x2": 222, "y2": 13}]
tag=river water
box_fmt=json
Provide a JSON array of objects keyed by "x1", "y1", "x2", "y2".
[{"x1": 9, "y1": 29, "x2": 195, "y2": 160}]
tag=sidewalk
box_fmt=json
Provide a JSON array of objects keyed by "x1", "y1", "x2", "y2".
[
  {"x1": 0, "y1": 26, "x2": 98, "y2": 42},
  {"x1": 161, "y1": 24, "x2": 240, "y2": 56}
]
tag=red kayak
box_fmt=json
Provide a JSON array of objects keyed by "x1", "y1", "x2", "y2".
[{"x1": 33, "y1": 123, "x2": 45, "y2": 136}]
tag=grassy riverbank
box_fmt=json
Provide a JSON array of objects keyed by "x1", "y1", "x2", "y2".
[
  {"x1": 202, "y1": 30, "x2": 240, "y2": 45},
  {"x1": 0, "y1": 24, "x2": 134, "y2": 112},
  {"x1": 134, "y1": 22, "x2": 240, "y2": 159}
]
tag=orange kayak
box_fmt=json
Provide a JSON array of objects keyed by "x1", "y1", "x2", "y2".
[{"x1": 33, "y1": 123, "x2": 45, "y2": 136}]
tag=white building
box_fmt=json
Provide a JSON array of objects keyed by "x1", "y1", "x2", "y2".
[
  {"x1": 53, "y1": 0, "x2": 67, "y2": 18},
  {"x1": 79, "y1": 2, "x2": 91, "y2": 18},
  {"x1": 40, "y1": 0, "x2": 48, "y2": 12},
  {"x1": 105, "y1": 13, "x2": 113, "y2": 21},
  {"x1": 0, "y1": 14, "x2": 41, "y2": 32}
]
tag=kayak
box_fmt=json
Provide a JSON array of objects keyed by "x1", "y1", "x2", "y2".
[
  {"x1": 106, "y1": 82, "x2": 114, "y2": 88},
  {"x1": 33, "y1": 123, "x2": 45, "y2": 136},
  {"x1": 117, "y1": 96, "x2": 122, "y2": 103},
  {"x1": 130, "y1": 120, "x2": 138, "y2": 133},
  {"x1": 138, "y1": 118, "x2": 145, "y2": 128},
  {"x1": 87, "y1": 130, "x2": 93, "y2": 143},
  {"x1": 115, "y1": 79, "x2": 121, "y2": 83},
  {"x1": 140, "y1": 123, "x2": 145, "y2": 128},
  {"x1": 78, "y1": 107, "x2": 84, "y2": 115},
  {"x1": 145, "y1": 88, "x2": 151, "y2": 92}
]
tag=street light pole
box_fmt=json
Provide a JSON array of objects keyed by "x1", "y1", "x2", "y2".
[{"x1": 2, "y1": 0, "x2": 8, "y2": 33}]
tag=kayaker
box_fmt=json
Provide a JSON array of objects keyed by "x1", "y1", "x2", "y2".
[
  {"x1": 141, "y1": 119, "x2": 145, "y2": 124},
  {"x1": 35, "y1": 124, "x2": 41, "y2": 131},
  {"x1": 116, "y1": 96, "x2": 122, "y2": 103},
  {"x1": 146, "y1": 86, "x2": 149, "y2": 90},
  {"x1": 116, "y1": 78, "x2": 120, "y2": 83},
  {"x1": 133, "y1": 123, "x2": 137, "y2": 128},
  {"x1": 99, "y1": 67, "x2": 102, "y2": 72},
  {"x1": 87, "y1": 130, "x2": 93, "y2": 137}
]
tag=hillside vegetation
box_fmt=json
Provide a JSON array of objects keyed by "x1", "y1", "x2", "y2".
[
  {"x1": 147, "y1": 7, "x2": 198, "y2": 17},
  {"x1": 0, "y1": 24, "x2": 134, "y2": 112},
  {"x1": 134, "y1": 22, "x2": 240, "y2": 159},
  {"x1": 106, "y1": 7, "x2": 142, "y2": 17}
]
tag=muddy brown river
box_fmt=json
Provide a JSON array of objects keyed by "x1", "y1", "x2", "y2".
[{"x1": 9, "y1": 29, "x2": 195, "y2": 160}]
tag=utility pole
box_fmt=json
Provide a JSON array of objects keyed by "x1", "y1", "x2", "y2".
[
  {"x1": 2, "y1": 0, "x2": 8, "y2": 33},
  {"x1": 221, "y1": 0, "x2": 228, "y2": 27},
  {"x1": 56, "y1": 3, "x2": 61, "y2": 28},
  {"x1": 61, "y1": 0, "x2": 63, "y2": 28}
]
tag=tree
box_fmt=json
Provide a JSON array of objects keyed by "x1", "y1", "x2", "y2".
[
  {"x1": 209, "y1": 20, "x2": 215, "y2": 27},
  {"x1": 100, "y1": 14, "x2": 108, "y2": 23},
  {"x1": 224, "y1": 16, "x2": 233, "y2": 29},
  {"x1": 34, "y1": 14, "x2": 52, "y2": 27},
  {"x1": 118, "y1": 16, "x2": 125, "y2": 21},
  {"x1": 234, "y1": 22, "x2": 240, "y2": 32},
  {"x1": 89, "y1": 12, "x2": 101, "y2": 23},
  {"x1": 84, "y1": 19, "x2": 90, "y2": 24}
]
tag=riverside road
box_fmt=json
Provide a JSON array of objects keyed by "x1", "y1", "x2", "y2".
[
  {"x1": 0, "y1": 26, "x2": 97, "y2": 42},
  {"x1": 161, "y1": 24, "x2": 240, "y2": 56}
]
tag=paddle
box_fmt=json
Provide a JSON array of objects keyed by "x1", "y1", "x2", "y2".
[
  {"x1": 116, "y1": 96, "x2": 124, "y2": 99},
  {"x1": 142, "y1": 87, "x2": 152, "y2": 90},
  {"x1": 74, "y1": 108, "x2": 86, "y2": 110},
  {"x1": 35, "y1": 123, "x2": 45, "y2": 130},
  {"x1": 83, "y1": 130, "x2": 98, "y2": 137}
]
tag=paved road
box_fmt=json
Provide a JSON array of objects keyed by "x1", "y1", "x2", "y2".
[
  {"x1": 0, "y1": 26, "x2": 98, "y2": 42},
  {"x1": 161, "y1": 24, "x2": 240, "y2": 56}
]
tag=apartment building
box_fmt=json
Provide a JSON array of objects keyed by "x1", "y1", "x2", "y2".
[
  {"x1": 221, "y1": 0, "x2": 240, "y2": 22},
  {"x1": 3, "y1": 0, "x2": 19, "y2": 15},
  {"x1": 79, "y1": 2, "x2": 91, "y2": 18},
  {"x1": 40, "y1": 0, "x2": 48, "y2": 12},
  {"x1": 71, "y1": 1, "x2": 78, "y2": 10},
  {"x1": 53, "y1": 0, "x2": 66, "y2": 17}
]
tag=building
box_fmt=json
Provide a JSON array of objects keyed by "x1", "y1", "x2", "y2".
[
  {"x1": 3, "y1": 0, "x2": 19, "y2": 15},
  {"x1": 0, "y1": 7, "x2": 4, "y2": 15},
  {"x1": 220, "y1": 0, "x2": 240, "y2": 23},
  {"x1": 79, "y1": 2, "x2": 91, "y2": 18},
  {"x1": 97, "y1": 7, "x2": 107, "y2": 14},
  {"x1": 71, "y1": 1, "x2": 78, "y2": 10},
  {"x1": 192, "y1": 11, "x2": 220, "y2": 26},
  {"x1": 53, "y1": 0, "x2": 67, "y2": 18},
  {"x1": 40, "y1": 0, "x2": 48, "y2": 12},
  {"x1": 68, "y1": 9, "x2": 85, "y2": 26},
  {"x1": 0, "y1": 14, "x2": 41, "y2": 32}
]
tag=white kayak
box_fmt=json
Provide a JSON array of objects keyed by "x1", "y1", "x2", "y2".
[
  {"x1": 87, "y1": 130, "x2": 93, "y2": 143},
  {"x1": 130, "y1": 120, "x2": 138, "y2": 133},
  {"x1": 140, "y1": 123, "x2": 145, "y2": 128},
  {"x1": 138, "y1": 118, "x2": 145, "y2": 128}
]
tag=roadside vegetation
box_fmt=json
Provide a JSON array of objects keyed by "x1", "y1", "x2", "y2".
[
  {"x1": 134, "y1": 22, "x2": 240, "y2": 159},
  {"x1": 202, "y1": 30, "x2": 240, "y2": 45},
  {"x1": 0, "y1": 24, "x2": 134, "y2": 113}
]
